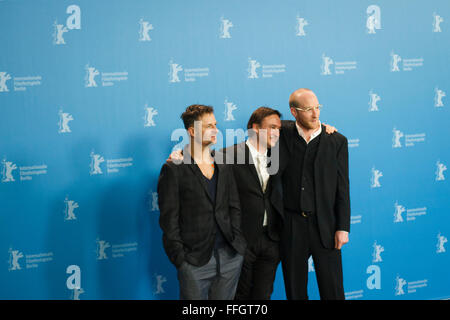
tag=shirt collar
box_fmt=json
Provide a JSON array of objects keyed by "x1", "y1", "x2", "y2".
[
  {"x1": 295, "y1": 121, "x2": 322, "y2": 144},
  {"x1": 246, "y1": 139, "x2": 268, "y2": 159}
]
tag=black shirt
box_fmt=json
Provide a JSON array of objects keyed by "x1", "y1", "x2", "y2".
[
  {"x1": 202, "y1": 163, "x2": 218, "y2": 204},
  {"x1": 282, "y1": 131, "x2": 321, "y2": 213},
  {"x1": 201, "y1": 163, "x2": 226, "y2": 249}
]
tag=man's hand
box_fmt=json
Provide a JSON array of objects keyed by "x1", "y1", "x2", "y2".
[
  {"x1": 167, "y1": 149, "x2": 183, "y2": 163},
  {"x1": 323, "y1": 123, "x2": 338, "y2": 134},
  {"x1": 334, "y1": 230, "x2": 349, "y2": 250}
]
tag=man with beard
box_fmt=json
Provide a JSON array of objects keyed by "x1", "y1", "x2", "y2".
[{"x1": 279, "y1": 88, "x2": 350, "y2": 300}]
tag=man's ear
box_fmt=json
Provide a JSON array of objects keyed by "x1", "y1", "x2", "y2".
[
  {"x1": 187, "y1": 126, "x2": 195, "y2": 138},
  {"x1": 251, "y1": 123, "x2": 260, "y2": 134},
  {"x1": 290, "y1": 107, "x2": 297, "y2": 119}
]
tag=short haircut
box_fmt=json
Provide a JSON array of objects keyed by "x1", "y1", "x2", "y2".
[
  {"x1": 289, "y1": 88, "x2": 312, "y2": 109},
  {"x1": 247, "y1": 106, "x2": 282, "y2": 129},
  {"x1": 181, "y1": 104, "x2": 214, "y2": 129}
]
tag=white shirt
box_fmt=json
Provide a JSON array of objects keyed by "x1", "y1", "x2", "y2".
[
  {"x1": 246, "y1": 139, "x2": 269, "y2": 226},
  {"x1": 295, "y1": 121, "x2": 322, "y2": 144}
]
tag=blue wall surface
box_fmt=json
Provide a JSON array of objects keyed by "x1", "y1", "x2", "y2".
[{"x1": 1, "y1": 0, "x2": 449, "y2": 299}]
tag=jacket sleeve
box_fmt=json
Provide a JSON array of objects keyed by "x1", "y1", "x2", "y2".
[
  {"x1": 157, "y1": 163, "x2": 185, "y2": 268},
  {"x1": 227, "y1": 166, "x2": 247, "y2": 254},
  {"x1": 335, "y1": 136, "x2": 351, "y2": 233}
]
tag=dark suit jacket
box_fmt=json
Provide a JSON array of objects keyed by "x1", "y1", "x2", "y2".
[
  {"x1": 158, "y1": 153, "x2": 246, "y2": 268},
  {"x1": 221, "y1": 142, "x2": 284, "y2": 245},
  {"x1": 279, "y1": 120, "x2": 351, "y2": 249}
]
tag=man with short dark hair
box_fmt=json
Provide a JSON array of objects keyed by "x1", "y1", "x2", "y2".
[
  {"x1": 226, "y1": 106, "x2": 284, "y2": 300},
  {"x1": 158, "y1": 104, "x2": 246, "y2": 300}
]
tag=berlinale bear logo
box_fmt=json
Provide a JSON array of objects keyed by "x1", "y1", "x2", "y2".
[{"x1": 53, "y1": 5, "x2": 81, "y2": 45}]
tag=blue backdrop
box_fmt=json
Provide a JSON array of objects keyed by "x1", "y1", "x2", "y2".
[{"x1": 1, "y1": 0, "x2": 449, "y2": 300}]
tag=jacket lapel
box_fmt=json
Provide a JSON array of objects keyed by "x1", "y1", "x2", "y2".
[
  {"x1": 314, "y1": 125, "x2": 327, "y2": 163},
  {"x1": 185, "y1": 155, "x2": 214, "y2": 204},
  {"x1": 244, "y1": 142, "x2": 264, "y2": 192},
  {"x1": 215, "y1": 163, "x2": 224, "y2": 209}
]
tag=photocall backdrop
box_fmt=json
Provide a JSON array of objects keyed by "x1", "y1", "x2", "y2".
[{"x1": 1, "y1": 0, "x2": 449, "y2": 300}]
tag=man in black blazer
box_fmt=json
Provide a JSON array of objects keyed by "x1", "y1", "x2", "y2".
[
  {"x1": 158, "y1": 104, "x2": 246, "y2": 300},
  {"x1": 222, "y1": 107, "x2": 284, "y2": 300},
  {"x1": 279, "y1": 88, "x2": 350, "y2": 300}
]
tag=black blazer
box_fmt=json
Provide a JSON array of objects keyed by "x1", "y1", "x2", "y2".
[
  {"x1": 279, "y1": 120, "x2": 351, "y2": 249},
  {"x1": 221, "y1": 142, "x2": 284, "y2": 245},
  {"x1": 157, "y1": 153, "x2": 246, "y2": 268}
]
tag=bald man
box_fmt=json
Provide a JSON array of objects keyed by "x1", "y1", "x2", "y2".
[{"x1": 278, "y1": 88, "x2": 350, "y2": 300}]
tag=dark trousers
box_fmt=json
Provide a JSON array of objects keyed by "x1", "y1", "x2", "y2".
[
  {"x1": 235, "y1": 227, "x2": 280, "y2": 300},
  {"x1": 280, "y1": 211, "x2": 345, "y2": 300},
  {"x1": 177, "y1": 245, "x2": 243, "y2": 300}
]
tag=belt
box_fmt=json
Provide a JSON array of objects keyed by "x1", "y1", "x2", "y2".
[{"x1": 300, "y1": 211, "x2": 314, "y2": 218}]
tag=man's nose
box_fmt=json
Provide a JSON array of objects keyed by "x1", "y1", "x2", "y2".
[{"x1": 312, "y1": 107, "x2": 320, "y2": 117}]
